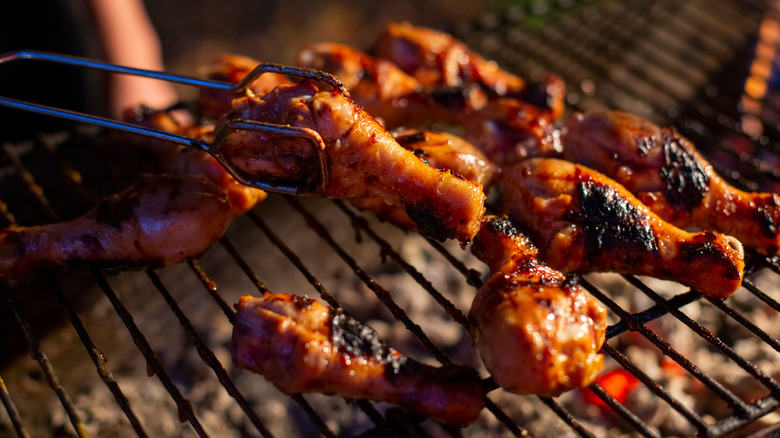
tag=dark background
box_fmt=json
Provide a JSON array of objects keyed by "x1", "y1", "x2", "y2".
[{"x1": 0, "y1": 0, "x2": 497, "y2": 141}]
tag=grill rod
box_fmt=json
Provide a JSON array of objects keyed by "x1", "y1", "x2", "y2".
[{"x1": 0, "y1": 50, "x2": 335, "y2": 195}]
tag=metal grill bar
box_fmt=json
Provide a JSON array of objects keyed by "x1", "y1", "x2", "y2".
[
  {"x1": 184, "y1": 237, "x2": 342, "y2": 437},
  {"x1": 245, "y1": 210, "x2": 341, "y2": 309},
  {"x1": 583, "y1": 383, "x2": 658, "y2": 438},
  {"x1": 214, "y1": 214, "x2": 452, "y2": 436},
  {"x1": 333, "y1": 200, "x2": 470, "y2": 327},
  {"x1": 599, "y1": 343, "x2": 709, "y2": 434},
  {"x1": 537, "y1": 397, "x2": 595, "y2": 438},
  {"x1": 0, "y1": 375, "x2": 29, "y2": 438},
  {"x1": 1, "y1": 1, "x2": 780, "y2": 437},
  {"x1": 580, "y1": 279, "x2": 751, "y2": 416},
  {"x1": 187, "y1": 260, "x2": 236, "y2": 323},
  {"x1": 286, "y1": 196, "x2": 456, "y2": 367},
  {"x1": 144, "y1": 269, "x2": 275, "y2": 438},
  {"x1": 2, "y1": 287, "x2": 88, "y2": 438},
  {"x1": 46, "y1": 274, "x2": 148, "y2": 437},
  {"x1": 625, "y1": 275, "x2": 780, "y2": 395},
  {"x1": 742, "y1": 278, "x2": 780, "y2": 312},
  {"x1": 92, "y1": 271, "x2": 209, "y2": 437}
]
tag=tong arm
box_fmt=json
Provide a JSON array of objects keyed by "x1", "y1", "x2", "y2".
[{"x1": 0, "y1": 50, "x2": 336, "y2": 195}]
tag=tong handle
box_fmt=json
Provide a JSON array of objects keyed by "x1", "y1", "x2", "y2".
[{"x1": 0, "y1": 50, "x2": 335, "y2": 194}]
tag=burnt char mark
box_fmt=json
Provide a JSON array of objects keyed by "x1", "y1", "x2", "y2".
[
  {"x1": 757, "y1": 198, "x2": 779, "y2": 240},
  {"x1": 507, "y1": 81, "x2": 553, "y2": 111},
  {"x1": 567, "y1": 181, "x2": 658, "y2": 258},
  {"x1": 4, "y1": 230, "x2": 27, "y2": 258},
  {"x1": 288, "y1": 294, "x2": 315, "y2": 311},
  {"x1": 79, "y1": 233, "x2": 104, "y2": 255},
  {"x1": 393, "y1": 131, "x2": 428, "y2": 148},
  {"x1": 93, "y1": 191, "x2": 141, "y2": 229},
  {"x1": 406, "y1": 203, "x2": 453, "y2": 242},
  {"x1": 330, "y1": 309, "x2": 407, "y2": 373},
  {"x1": 678, "y1": 232, "x2": 742, "y2": 281},
  {"x1": 485, "y1": 215, "x2": 520, "y2": 238},
  {"x1": 660, "y1": 132, "x2": 709, "y2": 213},
  {"x1": 391, "y1": 132, "x2": 431, "y2": 164},
  {"x1": 428, "y1": 85, "x2": 477, "y2": 110}
]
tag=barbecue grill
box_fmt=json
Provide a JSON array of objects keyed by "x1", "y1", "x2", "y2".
[{"x1": 2, "y1": 0, "x2": 780, "y2": 436}]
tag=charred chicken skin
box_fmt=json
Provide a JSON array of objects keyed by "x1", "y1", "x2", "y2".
[
  {"x1": 501, "y1": 158, "x2": 745, "y2": 298},
  {"x1": 218, "y1": 81, "x2": 486, "y2": 242},
  {"x1": 563, "y1": 110, "x2": 780, "y2": 254},
  {"x1": 373, "y1": 22, "x2": 566, "y2": 121},
  {"x1": 469, "y1": 215, "x2": 607, "y2": 396},
  {"x1": 232, "y1": 293, "x2": 485, "y2": 426},
  {"x1": 296, "y1": 41, "x2": 559, "y2": 165}
]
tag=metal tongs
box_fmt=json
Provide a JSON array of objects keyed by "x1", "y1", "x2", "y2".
[{"x1": 0, "y1": 50, "x2": 345, "y2": 194}]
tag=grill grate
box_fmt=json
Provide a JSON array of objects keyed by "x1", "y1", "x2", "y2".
[{"x1": 2, "y1": 0, "x2": 780, "y2": 436}]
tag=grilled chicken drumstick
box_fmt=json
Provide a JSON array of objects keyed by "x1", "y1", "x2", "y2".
[
  {"x1": 350, "y1": 129, "x2": 499, "y2": 229},
  {"x1": 373, "y1": 22, "x2": 566, "y2": 121},
  {"x1": 296, "y1": 42, "x2": 478, "y2": 129},
  {"x1": 297, "y1": 41, "x2": 560, "y2": 165},
  {"x1": 0, "y1": 109, "x2": 265, "y2": 283},
  {"x1": 501, "y1": 158, "x2": 745, "y2": 298},
  {"x1": 563, "y1": 110, "x2": 780, "y2": 254},
  {"x1": 196, "y1": 53, "x2": 292, "y2": 120},
  {"x1": 232, "y1": 293, "x2": 485, "y2": 426},
  {"x1": 0, "y1": 175, "x2": 235, "y2": 281},
  {"x1": 469, "y1": 215, "x2": 607, "y2": 396},
  {"x1": 218, "y1": 81, "x2": 486, "y2": 242}
]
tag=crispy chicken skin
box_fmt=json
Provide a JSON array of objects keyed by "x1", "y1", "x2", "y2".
[
  {"x1": 563, "y1": 110, "x2": 780, "y2": 254},
  {"x1": 0, "y1": 174, "x2": 233, "y2": 281},
  {"x1": 469, "y1": 216, "x2": 606, "y2": 396},
  {"x1": 393, "y1": 129, "x2": 500, "y2": 189},
  {"x1": 350, "y1": 129, "x2": 499, "y2": 229},
  {"x1": 218, "y1": 81, "x2": 486, "y2": 242},
  {"x1": 501, "y1": 158, "x2": 745, "y2": 298},
  {"x1": 350, "y1": 129, "x2": 499, "y2": 230},
  {"x1": 196, "y1": 53, "x2": 291, "y2": 120},
  {"x1": 232, "y1": 294, "x2": 485, "y2": 426},
  {"x1": 373, "y1": 22, "x2": 566, "y2": 121},
  {"x1": 296, "y1": 42, "x2": 559, "y2": 164},
  {"x1": 461, "y1": 97, "x2": 562, "y2": 166}
]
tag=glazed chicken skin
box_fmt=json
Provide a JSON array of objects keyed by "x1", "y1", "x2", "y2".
[
  {"x1": 232, "y1": 293, "x2": 485, "y2": 426},
  {"x1": 501, "y1": 158, "x2": 745, "y2": 299},
  {"x1": 124, "y1": 107, "x2": 265, "y2": 214},
  {"x1": 469, "y1": 215, "x2": 607, "y2": 397},
  {"x1": 297, "y1": 42, "x2": 480, "y2": 129},
  {"x1": 296, "y1": 42, "x2": 560, "y2": 165},
  {"x1": 350, "y1": 129, "x2": 500, "y2": 229},
  {"x1": 563, "y1": 110, "x2": 780, "y2": 254},
  {"x1": 373, "y1": 22, "x2": 566, "y2": 121},
  {"x1": 461, "y1": 97, "x2": 562, "y2": 166},
  {"x1": 218, "y1": 81, "x2": 486, "y2": 242},
  {"x1": 0, "y1": 110, "x2": 266, "y2": 284},
  {"x1": 196, "y1": 53, "x2": 291, "y2": 120},
  {"x1": 0, "y1": 174, "x2": 233, "y2": 281}
]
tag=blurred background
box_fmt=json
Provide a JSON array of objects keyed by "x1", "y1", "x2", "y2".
[{"x1": 0, "y1": 0, "x2": 498, "y2": 141}]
